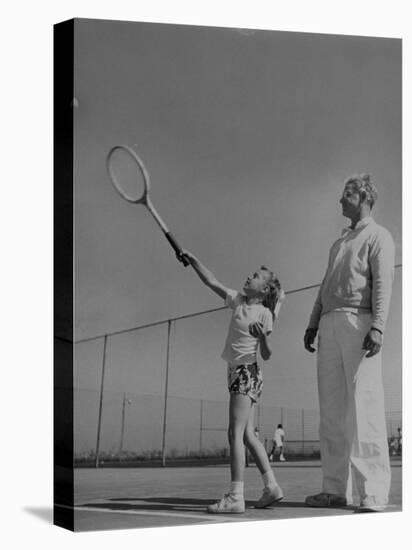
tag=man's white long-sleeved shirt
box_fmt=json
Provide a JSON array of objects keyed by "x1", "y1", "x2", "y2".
[{"x1": 308, "y1": 217, "x2": 395, "y2": 332}]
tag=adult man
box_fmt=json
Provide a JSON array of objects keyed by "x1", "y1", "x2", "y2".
[{"x1": 304, "y1": 174, "x2": 395, "y2": 513}]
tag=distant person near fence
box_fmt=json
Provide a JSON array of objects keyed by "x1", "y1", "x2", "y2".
[
  {"x1": 396, "y1": 427, "x2": 402, "y2": 455},
  {"x1": 269, "y1": 424, "x2": 286, "y2": 462}
]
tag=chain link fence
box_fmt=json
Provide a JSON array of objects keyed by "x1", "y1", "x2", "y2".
[
  {"x1": 68, "y1": 267, "x2": 401, "y2": 467},
  {"x1": 73, "y1": 387, "x2": 402, "y2": 465}
]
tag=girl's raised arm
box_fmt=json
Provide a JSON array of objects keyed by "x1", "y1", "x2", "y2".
[{"x1": 182, "y1": 251, "x2": 229, "y2": 300}]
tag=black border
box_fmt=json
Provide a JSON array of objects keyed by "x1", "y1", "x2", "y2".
[{"x1": 53, "y1": 18, "x2": 74, "y2": 531}]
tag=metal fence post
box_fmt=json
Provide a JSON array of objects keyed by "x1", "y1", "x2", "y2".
[
  {"x1": 95, "y1": 335, "x2": 108, "y2": 468},
  {"x1": 119, "y1": 392, "x2": 126, "y2": 453},
  {"x1": 161, "y1": 320, "x2": 172, "y2": 467},
  {"x1": 301, "y1": 408, "x2": 305, "y2": 456},
  {"x1": 199, "y1": 399, "x2": 203, "y2": 455}
]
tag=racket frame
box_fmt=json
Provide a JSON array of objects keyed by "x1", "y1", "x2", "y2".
[{"x1": 106, "y1": 145, "x2": 188, "y2": 266}]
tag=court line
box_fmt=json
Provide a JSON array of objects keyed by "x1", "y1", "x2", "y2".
[{"x1": 56, "y1": 503, "x2": 241, "y2": 522}]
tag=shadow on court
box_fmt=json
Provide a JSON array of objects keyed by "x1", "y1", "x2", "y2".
[
  {"x1": 105, "y1": 496, "x2": 350, "y2": 510},
  {"x1": 74, "y1": 495, "x2": 358, "y2": 517},
  {"x1": 80, "y1": 497, "x2": 215, "y2": 513}
]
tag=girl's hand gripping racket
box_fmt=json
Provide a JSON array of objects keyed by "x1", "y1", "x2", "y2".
[{"x1": 106, "y1": 145, "x2": 189, "y2": 267}]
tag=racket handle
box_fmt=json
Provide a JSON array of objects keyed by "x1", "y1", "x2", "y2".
[{"x1": 165, "y1": 232, "x2": 189, "y2": 267}]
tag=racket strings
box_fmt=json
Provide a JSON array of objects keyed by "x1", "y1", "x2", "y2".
[{"x1": 107, "y1": 146, "x2": 148, "y2": 203}]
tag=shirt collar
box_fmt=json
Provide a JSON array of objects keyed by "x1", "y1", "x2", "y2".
[{"x1": 342, "y1": 216, "x2": 374, "y2": 235}]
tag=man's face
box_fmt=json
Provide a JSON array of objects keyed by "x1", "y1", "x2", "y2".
[{"x1": 339, "y1": 183, "x2": 361, "y2": 219}]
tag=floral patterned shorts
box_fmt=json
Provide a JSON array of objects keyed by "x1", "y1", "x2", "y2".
[{"x1": 227, "y1": 362, "x2": 263, "y2": 403}]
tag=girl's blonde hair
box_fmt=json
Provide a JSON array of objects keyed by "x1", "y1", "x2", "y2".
[{"x1": 260, "y1": 266, "x2": 285, "y2": 320}]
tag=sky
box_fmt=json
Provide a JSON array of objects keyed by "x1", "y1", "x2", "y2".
[
  {"x1": 70, "y1": 20, "x2": 401, "y2": 340},
  {"x1": 66, "y1": 19, "x2": 402, "y2": 444}
]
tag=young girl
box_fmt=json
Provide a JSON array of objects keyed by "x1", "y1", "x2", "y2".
[{"x1": 182, "y1": 250, "x2": 285, "y2": 514}]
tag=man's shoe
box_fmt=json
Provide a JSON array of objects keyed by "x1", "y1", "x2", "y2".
[
  {"x1": 305, "y1": 492, "x2": 347, "y2": 508},
  {"x1": 255, "y1": 485, "x2": 284, "y2": 508},
  {"x1": 280, "y1": 455, "x2": 286, "y2": 462},
  {"x1": 358, "y1": 496, "x2": 386, "y2": 513},
  {"x1": 207, "y1": 493, "x2": 245, "y2": 514}
]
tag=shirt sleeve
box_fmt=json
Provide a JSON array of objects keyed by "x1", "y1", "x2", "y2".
[
  {"x1": 369, "y1": 228, "x2": 395, "y2": 332},
  {"x1": 260, "y1": 308, "x2": 273, "y2": 335},
  {"x1": 225, "y1": 289, "x2": 241, "y2": 309},
  {"x1": 308, "y1": 284, "x2": 323, "y2": 329},
  {"x1": 308, "y1": 245, "x2": 333, "y2": 330}
]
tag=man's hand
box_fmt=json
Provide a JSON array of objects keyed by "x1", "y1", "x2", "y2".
[
  {"x1": 304, "y1": 328, "x2": 318, "y2": 353},
  {"x1": 362, "y1": 329, "x2": 383, "y2": 358}
]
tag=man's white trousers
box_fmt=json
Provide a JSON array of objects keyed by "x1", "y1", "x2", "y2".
[{"x1": 317, "y1": 311, "x2": 390, "y2": 504}]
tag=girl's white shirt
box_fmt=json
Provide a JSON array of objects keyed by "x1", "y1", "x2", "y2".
[{"x1": 221, "y1": 289, "x2": 273, "y2": 365}]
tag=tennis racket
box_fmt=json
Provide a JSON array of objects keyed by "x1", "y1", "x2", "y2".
[{"x1": 106, "y1": 145, "x2": 189, "y2": 267}]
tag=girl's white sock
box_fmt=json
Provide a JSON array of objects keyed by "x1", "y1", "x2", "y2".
[
  {"x1": 230, "y1": 481, "x2": 244, "y2": 496},
  {"x1": 262, "y1": 469, "x2": 277, "y2": 489}
]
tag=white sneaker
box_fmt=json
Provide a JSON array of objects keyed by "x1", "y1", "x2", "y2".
[
  {"x1": 207, "y1": 493, "x2": 245, "y2": 514},
  {"x1": 255, "y1": 485, "x2": 284, "y2": 508},
  {"x1": 358, "y1": 496, "x2": 387, "y2": 513},
  {"x1": 280, "y1": 455, "x2": 286, "y2": 462}
]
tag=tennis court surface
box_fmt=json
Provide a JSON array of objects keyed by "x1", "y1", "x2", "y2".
[{"x1": 65, "y1": 459, "x2": 402, "y2": 531}]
